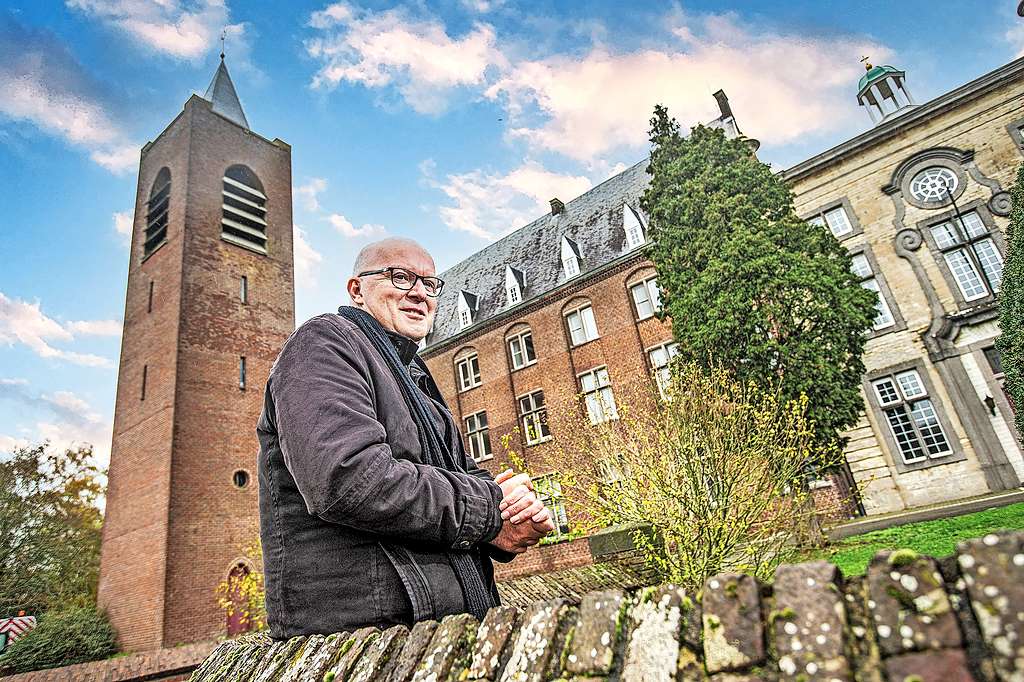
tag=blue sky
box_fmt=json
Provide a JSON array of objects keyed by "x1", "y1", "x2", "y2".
[{"x1": 1, "y1": 0, "x2": 1022, "y2": 467}]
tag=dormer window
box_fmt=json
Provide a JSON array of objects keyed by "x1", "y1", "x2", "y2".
[
  {"x1": 458, "y1": 291, "x2": 478, "y2": 330},
  {"x1": 505, "y1": 266, "x2": 525, "y2": 307},
  {"x1": 561, "y1": 236, "x2": 582, "y2": 279},
  {"x1": 623, "y1": 204, "x2": 647, "y2": 250},
  {"x1": 221, "y1": 165, "x2": 268, "y2": 255}
]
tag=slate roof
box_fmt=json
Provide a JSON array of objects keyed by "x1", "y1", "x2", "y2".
[
  {"x1": 203, "y1": 58, "x2": 250, "y2": 130},
  {"x1": 424, "y1": 158, "x2": 652, "y2": 349}
]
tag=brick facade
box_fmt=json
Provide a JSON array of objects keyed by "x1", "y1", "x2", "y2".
[
  {"x1": 423, "y1": 253, "x2": 673, "y2": 483},
  {"x1": 98, "y1": 93, "x2": 294, "y2": 651}
]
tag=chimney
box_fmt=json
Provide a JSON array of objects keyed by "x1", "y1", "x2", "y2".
[
  {"x1": 712, "y1": 89, "x2": 733, "y2": 120},
  {"x1": 550, "y1": 198, "x2": 565, "y2": 215}
]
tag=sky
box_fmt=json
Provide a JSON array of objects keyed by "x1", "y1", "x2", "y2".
[{"x1": 1, "y1": 0, "x2": 1023, "y2": 469}]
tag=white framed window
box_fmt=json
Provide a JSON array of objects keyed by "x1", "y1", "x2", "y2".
[
  {"x1": 518, "y1": 390, "x2": 550, "y2": 445},
  {"x1": 533, "y1": 473, "x2": 569, "y2": 536},
  {"x1": 579, "y1": 366, "x2": 617, "y2": 424},
  {"x1": 850, "y1": 254, "x2": 895, "y2": 330},
  {"x1": 456, "y1": 353, "x2": 481, "y2": 391},
  {"x1": 872, "y1": 369, "x2": 952, "y2": 465},
  {"x1": 464, "y1": 411, "x2": 492, "y2": 461},
  {"x1": 808, "y1": 205, "x2": 853, "y2": 239},
  {"x1": 648, "y1": 342, "x2": 680, "y2": 398},
  {"x1": 508, "y1": 330, "x2": 537, "y2": 370},
  {"x1": 566, "y1": 305, "x2": 599, "y2": 346},
  {"x1": 630, "y1": 277, "x2": 661, "y2": 320},
  {"x1": 458, "y1": 291, "x2": 476, "y2": 329},
  {"x1": 929, "y1": 211, "x2": 1003, "y2": 302},
  {"x1": 623, "y1": 204, "x2": 646, "y2": 249},
  {"x1": 505, "y1": 265, "x2": 524, "y2": 307}
]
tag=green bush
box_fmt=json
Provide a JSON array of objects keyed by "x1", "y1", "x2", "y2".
[{"x1": 0, "y1": 605, "x2": 117, "y2": 674}]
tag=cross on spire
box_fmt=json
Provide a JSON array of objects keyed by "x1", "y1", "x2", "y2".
[{"x1": 220, "y1": 29, "x2": 226, "y2": 60}]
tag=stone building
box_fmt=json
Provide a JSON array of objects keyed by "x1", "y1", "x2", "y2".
[
  {"x1": 785, "y1": 58, "x2": 1024, "y2": 513},
  {"x1": 97, "y1": 58, "x2": 295, "y2": 651},
  {"x1": 421, "y1": 57, "x2": 1024, "y2": 527}
]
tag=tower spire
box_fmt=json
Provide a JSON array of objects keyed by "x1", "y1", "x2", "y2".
[{"x1": 202, "y1": 52, "x2": 250, "y2": 130}]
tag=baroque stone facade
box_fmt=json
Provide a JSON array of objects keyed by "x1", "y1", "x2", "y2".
[
  {"x1": 785, "y1": 58, "x2": 1024, "y2": 513},
  {"x1": 97, "y1": 60, "x2": 296, "y2": 651}
]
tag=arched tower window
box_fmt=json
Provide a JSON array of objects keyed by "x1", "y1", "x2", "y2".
[
  {"x1": 221, "y1": 165, "x2": 268, "y2": 255},
  {"x1": 144, "y1": 167, "x2": 170, "y2": 257}
]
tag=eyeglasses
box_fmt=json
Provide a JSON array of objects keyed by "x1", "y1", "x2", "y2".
[{"x1": 357, "y1": 266, "x2": 445, "y2": 298}]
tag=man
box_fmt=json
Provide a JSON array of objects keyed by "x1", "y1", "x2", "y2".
[{"x1": 257, "y1": 237, "x2": 555, "y2": 639}]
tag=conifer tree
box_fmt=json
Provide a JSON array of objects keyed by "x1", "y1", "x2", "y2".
[
  {"x1": 996, "y1": 163, "x2": 1024, "y2": 432},
  {"x1": 640, "y1": 106, "x2": 877, "y2": 455}
]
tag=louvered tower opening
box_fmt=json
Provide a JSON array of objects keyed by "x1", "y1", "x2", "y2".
[
  {"x1": 144, "y1": 167, "x2": 171, "y2": 256},
  {"x1": 221, "y1": 164, "x2": 267, "y2": 254}
]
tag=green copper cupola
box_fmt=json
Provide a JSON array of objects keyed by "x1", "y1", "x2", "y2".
[{"x1": 857, "y1": 59, "x2": 916, "y2": 126}]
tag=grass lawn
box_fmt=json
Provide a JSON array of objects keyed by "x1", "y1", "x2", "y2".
[{"x1": 813, "y1": 501, "x2": 1024, "y2": 577}]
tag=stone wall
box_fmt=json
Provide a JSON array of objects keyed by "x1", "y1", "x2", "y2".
[
  {"x1": 183, "y1": 530, "x2": 1024, "y2": 682},
  {"x1": 2, "y1": 640, "x2": 215, "y2": 682}
]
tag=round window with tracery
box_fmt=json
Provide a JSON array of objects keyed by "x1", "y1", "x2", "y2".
[{"x1": 909, "y1": 166, "x2": 958, "y2": 203}]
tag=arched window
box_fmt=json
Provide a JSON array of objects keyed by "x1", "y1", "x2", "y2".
[
  {"x1": 225, "y1": 562, "x2": 254, "y2": 636},
  {"x1": 144, "y1": 168, "x2": 170, "y2": 257},
  {"x1": 221, "y1": 165, "x2": 268, "y2": 254}
]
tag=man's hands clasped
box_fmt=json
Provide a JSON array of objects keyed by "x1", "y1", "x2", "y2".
[{"x1": 489, "y1": 469, "x2": 556, "y2": 554}]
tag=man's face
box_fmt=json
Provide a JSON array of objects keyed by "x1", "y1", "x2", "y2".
[{"x1": 350, "y1": 244, "x2": 437, "y2": 341}]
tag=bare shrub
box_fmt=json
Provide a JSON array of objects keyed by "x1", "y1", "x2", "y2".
[{"x1": 539, "y1": 363, "x2": 829, "y2": 591}]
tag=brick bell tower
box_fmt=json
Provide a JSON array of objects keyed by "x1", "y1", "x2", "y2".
[{"x1": 98, "y1": 56, "x2": 295, "y2": 651}]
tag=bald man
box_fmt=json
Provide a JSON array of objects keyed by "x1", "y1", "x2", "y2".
[{"x1": 257, "y1": 238, "x2": 555, "y2": 639}]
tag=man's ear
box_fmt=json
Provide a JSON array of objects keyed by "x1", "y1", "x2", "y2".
[{"x1": 347, "y1": 276, "x2": 363, "y2": 305}]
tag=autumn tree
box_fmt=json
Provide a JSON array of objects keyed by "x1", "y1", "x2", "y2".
[
  {"x1": 641, "y1": 106, "x2": 877, "y2": 456},
  {"x1": 0, "y1": 443, "x2": 105, "y2": 616}
]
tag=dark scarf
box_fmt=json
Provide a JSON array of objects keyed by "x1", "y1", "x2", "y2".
[{"x1": 337, "y1": 305, "x2": 495, "y2": 621}]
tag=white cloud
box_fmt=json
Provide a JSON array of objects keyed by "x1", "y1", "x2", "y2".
[
  {"x1": 293, "y1": 226, "x2": 324, "y2": 288},
  {"x1": 0, "y1": 18, "x2": 139, "y2": 173},
  {"x1": 1006, "y1": 22, "x2": 1024, "y2": 58},
  {"x1": 113, "y1": 210, "x2": 133, "y2": 246},
  {"x1": 92, "y1": 145, "x2": 138, "y2": 173},
  {"x1": 296, "y1": 177, "x2": 328, "y2": 212},
  {"x1": 0, "y1": 380, "x2": 112, "y2": 467},
  {"x1": 486, "y1": 13, "x2": 890, "y2": 161},
  {"x1": 460, "y1": 0, "x2": 505, "y2": 13},
  {"x1": 328, "y1": 213, "x2": 386, "y2": 239},
  {"x1": 65, "y1": 319, "x2": 123, "y2": 336},
  {"x1": 425, "y1": 160, "x2": 591, "y2": 240},
  {"x1": 66, "y1": 0, "x2": 244, "y2": 61},
  {"x1": 306, "y1": 2, "x2": 505, "y2": 114},
  {"x1": 0, "y1": 292, "x2": 113, "y2": 368}
]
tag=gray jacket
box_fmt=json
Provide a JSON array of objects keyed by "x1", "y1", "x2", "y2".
[{"x1": 257, "y1": 313, "x2": 508, "y2": 639}]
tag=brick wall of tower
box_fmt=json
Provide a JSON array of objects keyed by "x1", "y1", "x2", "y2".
[
  {"x1": 98, "y1": 108, "x2": 193, "y2": 652},
  {"x1": 423, "y1": 256, "x2": 674, "y2": 489},
  {"x1": 162, "y1": 98, "x2": 295, "y2": 646}
]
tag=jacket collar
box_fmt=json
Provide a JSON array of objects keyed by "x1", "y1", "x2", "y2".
[{"x1": 385, "y1": 328, "x2": 420, "y2": 365}]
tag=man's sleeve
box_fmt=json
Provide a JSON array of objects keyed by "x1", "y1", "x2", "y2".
[{"x1": 271, "y1": 317, "x2": 504, "y2": 550}]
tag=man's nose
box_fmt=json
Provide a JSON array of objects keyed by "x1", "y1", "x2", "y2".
[{"x1": 407, "y1": 278, "x2": 428, "y2": 301}]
